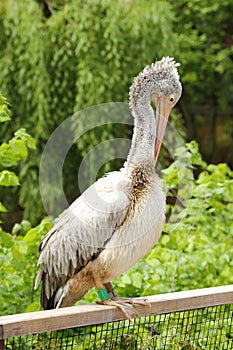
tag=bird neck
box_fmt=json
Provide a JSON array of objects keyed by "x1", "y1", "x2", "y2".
[{"x1": 126, "y1": 102, "x2": 156, "y2": 169}]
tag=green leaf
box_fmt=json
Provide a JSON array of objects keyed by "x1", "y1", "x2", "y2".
[
  {"x1": 161, "y1": 235, "x2": 170, "y2": 245},
  {"x1": 0, "y1": 131, "x2": 35, "y2": 167},
  {"x1": 10, "y1": 139, "x2": 28, "y2": 160},
  {"x1": 0, "y1": 92, "x2": 11, "y2": 123},
  {"x1": 0, "y1": 143, "x2": 18, "y2": 167},
  {"x1": 12, "y1": 241, "x2": 28, "y2": 261},
  {"x1": 0, "y1": 106, "x2": 11, "y2": 123},
  {"x1": 131, "y1": 273, "x2": 142, "y2": 289},
  {"x1": 0, "y1": 231, "x2": 14, "y2": 248},
  {"x1": 0, "y1": 202, "x2": 7, "y2": 212},
  {"x1": 120, "y1": 274, "x2": 131, "y2": 285},
  {"x1": 24, "y1": 302, "x2": 40, "y2": 313},
  {"x1": 186, "y1": 141, "x2": 207, "y2": 168},
  {"x1": 24, "y1": 228, "x2": 38, "y2": 243},
  {"x1": 14, "y1": 128, "x2": 36, "y2": 149},
  {"x1": 0, "y1": 170, "x2": 20, "y2": 186},
  {"x1": 21, "y1": 220, "x2": 32, "y2": 234},
  {"x1": 12, "y1": 223, "x2": 22, "y2": 235}
]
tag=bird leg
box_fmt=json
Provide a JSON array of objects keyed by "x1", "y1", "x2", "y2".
[
  {"x1": 96, "y1": 282, "x2": 150, "y2": 321},
  {"x1": 105, "y1": 282, "x2": 151, "y2": 307}
]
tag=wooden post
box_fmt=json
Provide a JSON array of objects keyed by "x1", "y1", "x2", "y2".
[{"x1": 0, "y1": 339, "x2": 4, "y2": 350}]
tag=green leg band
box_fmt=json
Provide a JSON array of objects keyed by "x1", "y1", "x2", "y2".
[{"x1": 97, "y1": 288, "x2": 110, "y2": 301}]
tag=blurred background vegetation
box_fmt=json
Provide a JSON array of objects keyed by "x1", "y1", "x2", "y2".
[{"x1": 0, "y1": 0, "x2": 232, "y2": 315}]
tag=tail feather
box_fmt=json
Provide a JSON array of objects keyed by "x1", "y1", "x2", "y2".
[
  {"x1": 35, "y1": 265, "x2": 71, "y2": 310},
  {"x1": 38, "y1": 268, "x2": 94, "y2": 310},
  {"x1": 39, "y1": 274, "x2": 69, "y2": 310},
  {"x1": 40, "y1": 280, "x2": 68, "y2": 310}
]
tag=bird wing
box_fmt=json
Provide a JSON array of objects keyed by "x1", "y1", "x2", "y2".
[{"x1": 35, "y1": 171, "x2": 130, "y2": 304}]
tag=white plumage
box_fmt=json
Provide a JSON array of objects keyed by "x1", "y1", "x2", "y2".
[{"x1": 35, "y1": 57, "x2": 182, "y2": 319}]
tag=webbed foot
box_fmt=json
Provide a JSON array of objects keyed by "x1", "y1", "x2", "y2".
[{"x1": 97, "y1": 296, "x2": 150, "y2": 321}]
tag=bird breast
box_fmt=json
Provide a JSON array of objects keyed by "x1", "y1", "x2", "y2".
[{"x1": 99, "y1": 164, "x2": 166, "y2": 281}]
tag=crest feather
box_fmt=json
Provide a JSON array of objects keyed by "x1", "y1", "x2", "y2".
[{"x1": 129, "y1": 56, "x2": 181, "y2": 110}]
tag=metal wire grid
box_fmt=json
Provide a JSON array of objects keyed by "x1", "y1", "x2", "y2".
[{"x1": 4, "y1": 304, "x2": 233, "y2": 350}]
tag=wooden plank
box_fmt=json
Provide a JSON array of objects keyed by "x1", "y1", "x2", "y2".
[
  {"x1": 0, "y1": 339, "x2": 4, "y2": 350},
  {"x1": 0, "y1": 285, "x2": 233, "y2": 339}
]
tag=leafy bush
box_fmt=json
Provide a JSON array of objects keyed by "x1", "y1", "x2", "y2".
[
  {"x1": 0, "y1": 92, "x2": 46, "y2": 315},
  {"x1": 0, "y1": 93, "x2": 35, "y2": 208},
  {"x1": 0, "y1": 217, "x2": 52, "y2": 315},
  {"x1": 167, "y1": 0, "x2": 233, "y2": 165},
  {"x1": 0, "y1": 0, "x2": 175, "y2": 224}
]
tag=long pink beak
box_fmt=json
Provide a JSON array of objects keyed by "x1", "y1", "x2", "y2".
[{"x1": 154, "y1": 96, "x2": 171, "y2": 163}]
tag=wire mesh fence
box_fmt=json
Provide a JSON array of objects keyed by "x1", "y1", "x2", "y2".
[{"x1": 3, "y1": 303, "x2": 233, "y2": 349}]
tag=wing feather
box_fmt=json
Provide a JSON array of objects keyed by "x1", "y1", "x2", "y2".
[{"x1": 35, "y1": 171, "x2": 130, "y2": 306}]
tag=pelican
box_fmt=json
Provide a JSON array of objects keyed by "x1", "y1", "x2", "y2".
[{"x1": 35, "y1": 57, "x2": 182, "y2": 320}]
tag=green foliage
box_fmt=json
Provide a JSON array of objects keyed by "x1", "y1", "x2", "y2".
[
  {"x1": 0, "y1": 129, "x2": 35, "y2": 168},
  {"x1": 0, "y1": 92, "x2": 10, "y2": 123},
  {"x1": 0, "y1": 93, "x2": 36, "y2": 215},
  {"x1": 167, "y1": 0, "x2": 233, "y2": 165},
  {"x1": 0, "y1": 217, "x2": 52, "y2": 315},
  {"x1": 0, "y1": 0, "x2": 175, "y2": 224},
  {"x1": 0, "y1": 93, "x2": 42, "y2": 314},
  {"x1": 0, "y1": 170, "x2": 20, "y2": 187}
]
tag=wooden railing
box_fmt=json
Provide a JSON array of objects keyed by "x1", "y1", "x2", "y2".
[{"x1": 0, "y1": 285, "x2": 233, "y2": 349}]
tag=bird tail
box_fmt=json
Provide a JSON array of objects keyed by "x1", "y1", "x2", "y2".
[
  {"x1": 39, "y1": 270, "x2": 94, "y2": 310},
  {"x1": 40, "y1": 282, "x2": 69, "y2": 310}
]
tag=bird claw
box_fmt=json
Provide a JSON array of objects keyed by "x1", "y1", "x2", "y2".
[
  {"x1": 112, "y1": 296, "x2": 151, "y2": 308},
  {"x1": 96, "y1": 297, "x2": 150, "y2": 321}
]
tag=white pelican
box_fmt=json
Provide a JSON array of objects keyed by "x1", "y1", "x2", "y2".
[{"x1": 35, "y1": 57, "x2": 182, "y2": 320}]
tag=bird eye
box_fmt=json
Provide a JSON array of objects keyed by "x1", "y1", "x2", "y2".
[{"x1": 169, "y1": 95, "x2": 175, "y2": 103}]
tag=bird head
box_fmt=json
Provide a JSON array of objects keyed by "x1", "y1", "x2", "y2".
[{"x1": 129, "y1": 57, "x2": 182, "y2": 162}]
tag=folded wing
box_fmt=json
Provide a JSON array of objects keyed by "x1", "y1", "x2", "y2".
[{"x1": 35, "y1": 171, "x2": 130, "y2": 308}]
